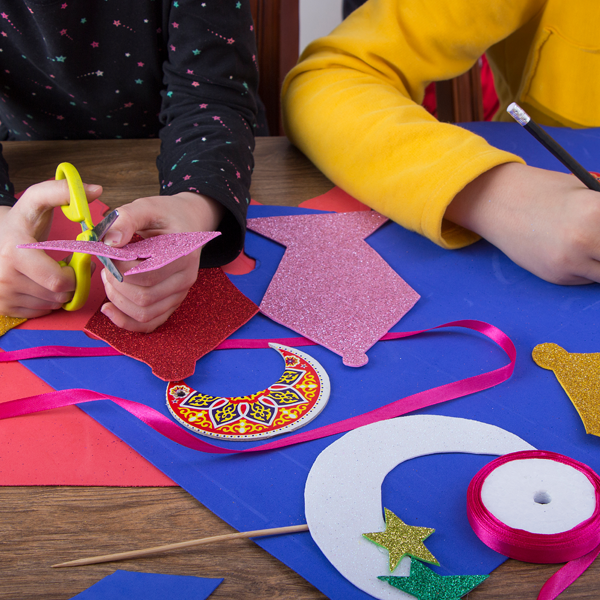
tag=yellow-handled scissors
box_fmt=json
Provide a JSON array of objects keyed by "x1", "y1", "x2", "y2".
[{"x1": 56, "y1": 162, "x2": 122, "y2": 311}]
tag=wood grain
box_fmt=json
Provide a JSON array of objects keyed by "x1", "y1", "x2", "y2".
[{"x1": 0, "y1": 137, "x2": 598, "y2": 599}]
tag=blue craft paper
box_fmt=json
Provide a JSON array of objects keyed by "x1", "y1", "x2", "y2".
[
  {"x1": 3, "y1": 123, "x2": 600, "y2": 599},
  {"x1": 70, "y1": 570, "x2": 223, "y2": 599}
]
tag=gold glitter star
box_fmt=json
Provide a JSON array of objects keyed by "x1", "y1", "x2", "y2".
[
  {"x1": 533, "y1": 343, "x2": 600, "y2": 436},
  {"x1": 0, "y1": 315, "x2": 27, "y2": 337},
  {"x1": 363, "y1": 508, "x2": 439, "y2": 572}
]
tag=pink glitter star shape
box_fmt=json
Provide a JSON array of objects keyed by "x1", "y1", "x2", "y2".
[
  {"x1": 113, "y1": 20, "x2": 121, "y2": 26},
  {"x1": 137, "y1": 62, "x2": 144, "y2": 67},
  {"x1": 91, "y1": 41, "x2": 99, "y2": 48},
  {"x1": 227, "y1": 38, "x2": 234, "y2": 44},
  {"x1": 199, "y1": 103, "x2": 208, "y2": 109},
  {"x1": 61, "y1": 3, "x2": 67, "y2": 8},
  {"x1": 183, "y1": 175, "x2": 191, "y2": 180},
  {"x1": 172, "y1": 22, "x2": 179, "y2": 28},
  {"x1": 247, "y1": 212, "x2": 420, "y2": 367},
  {"x1": 60, "y1": 29, "x2": 67, "y2": 35},
  {"x1": 192, "y1": 81, "x2": 199, "y2": 87}
]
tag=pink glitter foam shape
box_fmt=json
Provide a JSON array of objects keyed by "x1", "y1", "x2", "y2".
[
  {"x1": 17, "y1": 231, "x2": 220, "y2": 276},
  {"x1": 247, "y1": 211, "x2": 420, "y2": 367}
]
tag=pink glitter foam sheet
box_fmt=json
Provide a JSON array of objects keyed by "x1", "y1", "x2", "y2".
[
  {"x1": 247, "y1": 211, "x2": 420, "y2": 367},
  {"x1": 18, "y1": 231, "x2": 220, "y2": 276}
]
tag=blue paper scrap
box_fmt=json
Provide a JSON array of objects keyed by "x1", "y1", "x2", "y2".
[{"x1": 70, "y1": 570, "x2": 222, "y2": 600}]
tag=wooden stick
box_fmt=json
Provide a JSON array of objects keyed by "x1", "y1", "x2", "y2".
[{"x1": 52, "y1": 523, "x2": 309, "y2": 568}]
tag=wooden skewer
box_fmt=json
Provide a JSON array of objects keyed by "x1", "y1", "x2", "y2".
[{"x1": 52, "y1": 523, "x2": 309, "y2": 568}]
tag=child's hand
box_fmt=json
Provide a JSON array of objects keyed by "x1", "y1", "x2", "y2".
[
  {"x1": 0, "y1": 180, "x2": 102, "y2": 317},
  {"x1": 99, "y1": 192, "x2": 223, "y2": 333},
  {"x1": 445, "y1": 162, "x2": 600, "y2": 285}
]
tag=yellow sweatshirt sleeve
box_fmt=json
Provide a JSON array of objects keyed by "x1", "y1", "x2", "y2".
[{"x1": 282, "y1": 0, "x2": 544, "y2": 249}]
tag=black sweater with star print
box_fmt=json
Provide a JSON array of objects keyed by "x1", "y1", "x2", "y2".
[{"x1": 0, "y1": 0, "x2": 262, "y2": 266}]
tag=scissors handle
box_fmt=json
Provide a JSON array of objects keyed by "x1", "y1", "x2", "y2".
[
  {"x1": 58, "y1": 251, "x2": 91, "y2": 311},
  {"x1": 56, "y1": 162, "x2": 94, "y2": 230},
  {"x1": 55, "y1": 163, "x2": 95, "y2": 311}
]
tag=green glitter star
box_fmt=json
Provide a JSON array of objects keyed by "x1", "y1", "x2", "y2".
[
  {"x1": 363, "y1": 508, "x2": 439, "y2": 572},
  {"x1": 380, "y1": 559, "x2": 488, "y2": 600},
  {"x1": 193, "y1": 49, "x2": 201, "y2": 56}
]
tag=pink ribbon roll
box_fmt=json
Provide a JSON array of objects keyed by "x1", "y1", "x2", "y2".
[{"x1": 467, "y1": 450, "x2": 600, "y2": 600}]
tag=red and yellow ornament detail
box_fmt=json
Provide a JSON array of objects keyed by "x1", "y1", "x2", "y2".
[{"x1": 166, "y1": 344, "x2": 330, "y2": 440}]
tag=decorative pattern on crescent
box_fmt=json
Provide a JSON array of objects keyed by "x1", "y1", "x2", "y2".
[{"x1": 166, "y1": 344, "x2": 331, "y2": 440}]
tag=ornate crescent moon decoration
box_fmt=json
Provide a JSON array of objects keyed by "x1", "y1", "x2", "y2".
[{"x1": 166, "y1": 344, "x2": 330, "y2": 441}]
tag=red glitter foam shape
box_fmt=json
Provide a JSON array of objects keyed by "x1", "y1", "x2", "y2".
[
  {"x1": 84, "y1": 268, "x2": 259, "y2": 381},
  {"x1": 247, "y1": 211, "x2": 420, "y2": 367}
]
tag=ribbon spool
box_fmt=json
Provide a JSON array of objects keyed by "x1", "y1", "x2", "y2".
[
  {"x1": 468, "y1": 450, "x2": 600, "y2": 599},
  {"x1": 468, "y1": 450, "x2": 600, "y2": 562}
]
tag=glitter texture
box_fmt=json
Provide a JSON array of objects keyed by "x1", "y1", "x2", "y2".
[
  {"x1": 84, "y1": 267, "x2": 259, "y2": 381},
  {"x1": 533, "y1": 342, "x2": 600, "y2": 436},
  {"x1": 0, "y1": 315, "x2": 27, "y2": 337},
  {"x1": 379, "y1": 559, "x2": 488, "y2": 600},
  {"x1": 363, "y1": 508, "x2": 438, "y2": 571},
  {"x1": 247, "y1": 212, "x2": 419, "y2": 367},
  {"x1": 18, "y1": 231, "x2": 220, "y2": 276}
]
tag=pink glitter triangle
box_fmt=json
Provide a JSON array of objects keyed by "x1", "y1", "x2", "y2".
[
  {"x1": 247, "y1": 211, "x2": 419, "y2": 367},
  {"x1": 18, "y1": 231, "x2": 220, "y2": 276}
]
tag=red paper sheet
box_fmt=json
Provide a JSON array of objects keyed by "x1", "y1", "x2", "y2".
[
  {"x1": 2, "y1": 199, "x2": 175, "y2": 486},
  {"x1": 0, "y1": 350, "x2": 175, "y2": 486}
]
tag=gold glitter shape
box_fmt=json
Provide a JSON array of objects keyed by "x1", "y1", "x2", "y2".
[
  {"x1": 363, "y1": 507, "x2": 439, "y2": 572},
  {"x1": 0, "y1": 315, "x2": 27, "y2": 337},
  {"x1": 533, "y1": 343, "x2": 600, "y2": 436}
]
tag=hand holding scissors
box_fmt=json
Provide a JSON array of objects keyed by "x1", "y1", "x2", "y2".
[{"x1": 0, "y1": 167, "x2": 104, "y2": 319}]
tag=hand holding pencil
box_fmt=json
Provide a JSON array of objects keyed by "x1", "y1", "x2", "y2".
[{"x1": 445, "y1": 107, "x2": 600, "y2": 286}]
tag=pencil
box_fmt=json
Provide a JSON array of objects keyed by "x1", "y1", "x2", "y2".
[{"x1": 507, "y1": 102, "x2": 600, "y2": 192}]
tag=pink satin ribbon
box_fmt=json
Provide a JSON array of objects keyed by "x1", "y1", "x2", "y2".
[
  {"x1": 467, "y1": 450, "x2": 600, "y2": 600},
  {"x1": 0, "y1": 320, "x2": 514, "y2": 454}
]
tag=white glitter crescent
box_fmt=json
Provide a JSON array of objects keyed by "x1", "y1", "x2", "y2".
[{"x1": 304, "y1": 415, "x2": 534, "y2": 599}]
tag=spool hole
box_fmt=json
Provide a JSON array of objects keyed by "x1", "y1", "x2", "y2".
[{"x1": 533, "y1": 490, "x2": 552, "y2": 505}]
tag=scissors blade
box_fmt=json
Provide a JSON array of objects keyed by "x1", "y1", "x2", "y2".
[
  {"x1": 89, "y1": 209, "x2": 119, "y2": 241},
  {"x1": 83, "y1": 210, "x2": 124, "y2": 283}
]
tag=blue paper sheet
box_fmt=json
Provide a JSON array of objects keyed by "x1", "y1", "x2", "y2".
[
  {"x1": 3, "y1": 123, "x2": 600, "y2": 599},
  {"x1": 70, "y1": 570, "x2": 222, "y2": 600}
]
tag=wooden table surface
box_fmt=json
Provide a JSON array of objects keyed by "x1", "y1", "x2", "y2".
[{"x1": 0, "y1": 137, "x2": 597, "y2": 599}]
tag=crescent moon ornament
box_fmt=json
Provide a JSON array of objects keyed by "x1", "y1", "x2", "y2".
[
  {"x1": 304, "y1": 415, "x2": 534, "y2": 600},
  {"x1": 166, "y1": 344, "x2": 330, "y2": 441}
]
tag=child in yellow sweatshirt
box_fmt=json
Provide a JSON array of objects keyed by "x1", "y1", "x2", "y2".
[{"x1": 283, "y1": 0, "x2": 600, "y2": 285}]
